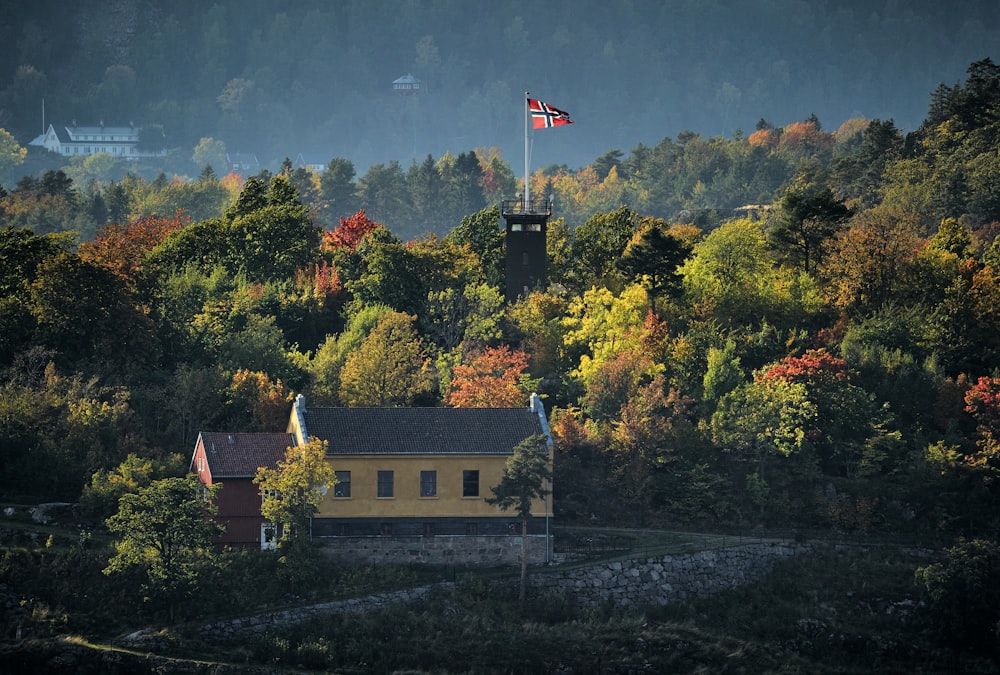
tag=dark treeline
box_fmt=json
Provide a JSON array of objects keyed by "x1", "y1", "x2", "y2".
[{"x1": 1, "y1": 0, "x2": 999, "y2": 173}]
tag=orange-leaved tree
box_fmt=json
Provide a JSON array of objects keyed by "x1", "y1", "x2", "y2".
[
  {"x1": 448, "y1": 345, "x2": 531, "y2": 408},
  {"x1": 80, "y1": 211, "x2": 189, "y2": 283}
]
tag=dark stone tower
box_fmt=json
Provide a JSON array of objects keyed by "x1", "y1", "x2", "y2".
[{"x1": 502, "y1": 196, "x2": 551, "y2": 302}]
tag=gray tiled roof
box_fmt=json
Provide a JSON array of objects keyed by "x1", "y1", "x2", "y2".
[
  {"x1": 304, "y1": 407, "x2": 544, "y2": 455},
  {"x1": 200, "y1": 432, "x2": 293, "y2": 477}
]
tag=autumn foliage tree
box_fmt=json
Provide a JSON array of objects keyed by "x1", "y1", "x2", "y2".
[
  {"x1": 747, "y1": 128, "x2": 779, "y2": 149},
  {"x1": 448, "y1": 345, "x2": 531, "y2": 408},
  {"x1": 338, "y1": 311, "x2": 430, "y2": 406},
  {"x1": 226, "y1": 369, "x2": 293, "y2": 431},
  {"x1": 80, "y1": 211, "x2": 189, "y2": 282},
  {"x1": 963, "y1": 376, "x2": 1000, "y2": 483},
  {"x1": 821, "y1": 206, "x2": 924, "y2": 314},
  {"x1": 254, "y1": 437, "x2": 335, "y2": 554},
  {"x1": 777, "y1": 120, "x2": 833, "y2": 154},
  {"x1": 759, "y1": 348, "x2": 849, "y2": 384},
  {"x1": 759, "y1": 349, "x2": 877, "y2": 476},
  {"x1": 322, "y1": 209, "x2": 382, "y2": 251}
]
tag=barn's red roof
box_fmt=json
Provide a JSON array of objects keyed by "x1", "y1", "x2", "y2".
[{"x1": 197, "y1": 432, "x2": 293, "y2": 477}]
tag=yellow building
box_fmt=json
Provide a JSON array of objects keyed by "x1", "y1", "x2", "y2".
[{"x1": 287, "y1": 394, "x2": 554, "y2": 563}]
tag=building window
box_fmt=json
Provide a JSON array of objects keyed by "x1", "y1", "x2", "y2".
[
  {"x1": 261, "y1": 488, "x2": 277, "y2": 505},
  {"x1": 380, "y1": 522, "x2": 393, "y2": 536},
  {"x1": 463, "y1": 470, "x2": 479, "y2": 497},
  {"x1": 334, "y1": 471, "x2": 351, "y2": 497},
  {"x1": 465, "y1": 522, "x2": 479, "y2": 535},
  {"x1": 261, "y1": 524, "x2": 277, "y2": 550},
  {"x1": 420, "y1": 470, "x2": 437, "y2": 497},
  {"x1": 423, "y1": 523, "x2": 434, "y2": 537},
  {"x1": 377, "y1": 470, "x2": 394, "y2": 498}
]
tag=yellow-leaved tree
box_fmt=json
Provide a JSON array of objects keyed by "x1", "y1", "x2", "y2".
[
  {"x1": 254, "y1": 437, "x2": 335, "y2": 555},
  {"x1": 338, "y1": 311, "x2": 431, "y2": 406},
  {"x1": 0, "y1": 127, "x2": 26, "y2": 180}
]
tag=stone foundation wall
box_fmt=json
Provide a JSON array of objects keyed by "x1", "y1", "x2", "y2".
[
  {"x1": 317, "y1": 534, "x2": 551, "y2": 565},
  {"x1": 532, "y1": 542, "x2": 808, "y2": 607},
  {"x1": 188, "y1": 541, "x2": 809, "y2": 640}
]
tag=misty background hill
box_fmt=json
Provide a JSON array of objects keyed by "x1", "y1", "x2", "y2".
[{"x1": 1, "y1": 0, "x2": 999, "y2": 175}]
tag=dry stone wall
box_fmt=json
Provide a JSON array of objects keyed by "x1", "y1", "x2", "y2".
[
  {"x1": 185, "y1": 541, "x2": 808, "y2": 640},
  {"x1": 533, "y1": 542, "x2": 809, "y2": 607}
]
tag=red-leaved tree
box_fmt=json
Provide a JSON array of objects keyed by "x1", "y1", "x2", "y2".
[
  {"x1": 322, "y1": 209, "x2": 381, "y2": 251},
  {"x1": 759, "y1": 349, "x2": 849, "y2": 384},
  {"x1": 964, "y1": 376, "x2": 1000, "y2": 476}
]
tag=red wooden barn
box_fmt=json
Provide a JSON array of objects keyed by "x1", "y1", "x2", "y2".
[{"x1": 190, "y1": 431, "x2": 293, "y2": 549}]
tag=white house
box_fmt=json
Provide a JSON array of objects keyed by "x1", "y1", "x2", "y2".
[
  {"x1": 294, "y1": 153, "x2": 327, "y2": 174},
  {"x1": 392, "y1": 74, "x2": 421, "y2": 94},
  {"x1": 29, "y1": 123, "x2": 166, "y2": 160},
  {"x1": 226, "y1": 152, "x2": 260, "y2": 175}
]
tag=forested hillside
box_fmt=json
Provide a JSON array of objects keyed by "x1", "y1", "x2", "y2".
[
  {"x1": 4, "y1": 6, "x2": 1000, "y2": 666},
  {"x1": 1, "y1": 0, "x2": 998, "y2": 174},
  {"x1": 2, "y1": 58, "x2": 1000, "y2": 546}
]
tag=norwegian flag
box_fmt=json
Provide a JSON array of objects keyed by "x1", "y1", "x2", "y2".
[{"x1": 528, "y1": 98, "x2": 573, "y2": 129}]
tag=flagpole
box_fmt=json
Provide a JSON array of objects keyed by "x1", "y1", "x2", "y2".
[{"x1": 524, "y1": 91, "x2": 530, "y2": 211}]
